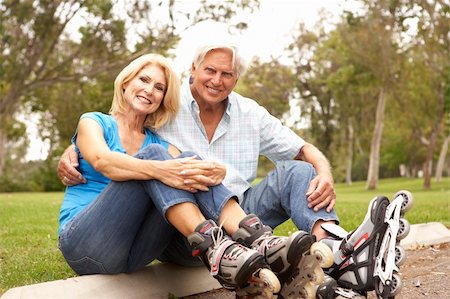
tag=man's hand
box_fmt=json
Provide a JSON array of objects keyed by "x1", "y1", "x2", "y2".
[
  {"x1": 296, "y1": 142, "x2": 336, "y2": 213},
  {"x1": 305, "y1": 173, "x2": 336, "y2": 213},
  {"x1": 58, "y1": 145, "x2": 86, "y2": 186},
  {"x1": 180, "y1": 160, "x2": 226, "y2": 187}
]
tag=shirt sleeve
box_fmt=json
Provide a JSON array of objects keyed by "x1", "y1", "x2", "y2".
[
  {"x1": 256, "y1": 104, "x2": 305, "y2": 162},
  {"x1": 71, "y1": 112, "x2": 115, "y2": 151}
]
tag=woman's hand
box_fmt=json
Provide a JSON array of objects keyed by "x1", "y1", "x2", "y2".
[
  {"x1": 180, "y1": 159, "x2": 226, "y2": 186},
  {"x1": 154, "y1": 157, "x2": 226, "y2": 193}
]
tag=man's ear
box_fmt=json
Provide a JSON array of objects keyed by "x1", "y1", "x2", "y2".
[{"x1": 233, "y1": 77, "x2": 239, "y2": 88}]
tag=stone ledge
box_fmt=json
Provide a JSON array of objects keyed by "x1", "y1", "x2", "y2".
[{"x1": 1, "y1": 263, "x2": 222, "y2": 299}]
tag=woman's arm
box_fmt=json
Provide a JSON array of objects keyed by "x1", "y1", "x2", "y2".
[
  {"x1": 77, "y1": 118, "x2": 218, "y2": 192},
  {"x1": 77, "y1": 118, "x2": 198, "y2": 190}
]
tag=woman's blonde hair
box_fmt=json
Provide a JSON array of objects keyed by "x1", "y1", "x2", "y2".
[{"x1": 110, "y1": 53, "x2": 180, "y2": 130}]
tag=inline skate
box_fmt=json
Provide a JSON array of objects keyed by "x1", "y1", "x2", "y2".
[
  {"x1": 232, "y1": 214, "x2": 334, "y2": 298},
  {"x1": 188, "y1": 219, "x2": 281, "y2": 298},
  {"x1": 318, "y1": 190, "x2": 413, "y2": 299}
]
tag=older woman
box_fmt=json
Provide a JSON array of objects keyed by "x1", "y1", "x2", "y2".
[{"x1": 57, "y1": 54, "x2": 283, "y2": 296}]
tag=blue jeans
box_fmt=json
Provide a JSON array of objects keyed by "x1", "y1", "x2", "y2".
[
  {"x1": 241, "y1": 160, "x2": 339, "y2": 233},
  {"x1": 58, "y1": 144, "x2": 234, "y2": 274}
]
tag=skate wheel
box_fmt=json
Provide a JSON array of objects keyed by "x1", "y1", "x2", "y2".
[
  {"x1": 397, "y1": 218, "x2": 410, "y2": 240},
  {"x1": 310, "y1": 242, "x2": 334, "y2": 268},
  {"x1": 389, "y1": 272, "x2": 403, "y2": 296},
  {"x1": 395, "y1": 245, "x2": 407, "y2": 266},
  {"x1": 299, "y1": 282, "x2": 316, "y2": 299},
  {"x1": 394, "y1": 190, "x2": 414, "y2": 213},
  {"x1": 308, "y1": 266, "x2": 325, "y2": 285},
  {"x1": 376, "y1": 272, "x2": 403, "y2": 298},
  {"x1": 258, "y1": 268, "x2": 281, "y2": 293}
]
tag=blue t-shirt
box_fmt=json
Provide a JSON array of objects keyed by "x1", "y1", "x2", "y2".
[{"x1": 58, "y1": 112, "x2": 168, "y2": 235}]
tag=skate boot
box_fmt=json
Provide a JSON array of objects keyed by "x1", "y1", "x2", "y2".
[
  {"x1": 320, "y1": 191, "x2": 413, "y2": 299},
  {"x1": 232, "y1": 214, "x2": 333, "y2": 299},
  {"x1": 188, "y1": 219, "x2": 281, "y2": 298}
]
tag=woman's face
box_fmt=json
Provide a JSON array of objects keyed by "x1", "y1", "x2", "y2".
[{"x1": 123, "y1": 64, "x2": 167, "y2": 116}]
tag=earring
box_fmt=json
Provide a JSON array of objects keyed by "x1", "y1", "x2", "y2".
[{"x1": 189, "y1": 76, "x2": 193, "y2": 84}]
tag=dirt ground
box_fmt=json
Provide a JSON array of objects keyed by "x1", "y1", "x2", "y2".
[{"x1": 182, "y1": 242, "x2": 450, "y2": 299}]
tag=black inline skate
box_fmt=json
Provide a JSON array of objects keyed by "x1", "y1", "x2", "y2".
[{"x1": 318, "y1": 191, "x2": 413, "y2": 299}]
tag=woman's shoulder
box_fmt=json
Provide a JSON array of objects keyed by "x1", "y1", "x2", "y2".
[
  {"x1": 80, "y1": 112, "x2": 115, "y2": 126},
  {"x1": 80, "y1": 111, "x2": 111, "y2": 121}
]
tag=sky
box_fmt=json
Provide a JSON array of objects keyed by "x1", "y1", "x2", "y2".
[
  {"x1": 26, "y1": 0, "x2": 358, "y2": 161},
  {"x1": 172, "y1": 0, "x2": 358, "y2": 74}
]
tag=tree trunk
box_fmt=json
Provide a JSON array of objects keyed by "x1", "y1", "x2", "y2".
[
  {"x1": 366, "y1": 88, "x2": 386, "y2": 190},
  {"x1": 435, "y1": 134, "x2": 450, "y2": 182},
  {"x1": 346, "y1": 122, "x2": 354, "y2": 185},
  {"x1": 423, "y1": 125, "x2": 440, "y2": 189},
  {"x1": 0, "y1": 126, "x2": 6, "y2": 177}
]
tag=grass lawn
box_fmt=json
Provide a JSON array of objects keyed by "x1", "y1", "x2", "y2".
[{"x1": 1, "y1": 177, "x2": 449, "y2": 295}]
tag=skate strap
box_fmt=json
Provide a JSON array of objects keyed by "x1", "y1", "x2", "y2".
[
  {"x1": 321, "y1": 223, "x2": 348, "y2": 239},
  {"x1": 233, "y1": 222, "x2": 272, "y2": 246},
  {"x1": 210, "y1": 239, "x2": 236, "y2": 276},
  {"x1": 191, "y1": 235, "x2": 214, "y2": 257}
]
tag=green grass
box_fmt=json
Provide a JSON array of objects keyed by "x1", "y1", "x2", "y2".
[
  {"x1": 1, "y1": 177, "x2": 449, "y2": 295},
  {"x1": 274, "y1": 177, "x2": 450, "y2": 237},
  {"x1": 0, "y1": 193, "x2": 76, "y2": 295}
]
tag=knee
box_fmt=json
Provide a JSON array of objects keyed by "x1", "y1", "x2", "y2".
[
  {"x1": 178, "y1": 150, "x2": 201, "y2": 159},
  {"x1": 135, "y1": 144, "x2": 169, "y2": 160},
  {"x1": 279, "y1": 160, "x2": 316, "y2": 181},
  {"x1": 284, "y1": 160, "x2": 315, "y2": 174}
]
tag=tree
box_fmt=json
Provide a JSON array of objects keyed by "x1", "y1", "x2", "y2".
[
  {"x1": 235, "y1": 58, "x2": 295, "y2": 119},
  {"x1": 0, "y1": 0, "x2": 260, "y2": 177},
  {"x1": 390, "y1": 0, "x2": 449, "y2": 189},
  {"x1": 288, "y1": 14, "x2": 341, "y2": 159},
  {"x1": 287, "y1": 12, "x2": 378, "y2": 184}
]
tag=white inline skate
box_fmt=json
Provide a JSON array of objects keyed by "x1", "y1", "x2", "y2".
[
  {"x1": 188, "y1": 219, "x2": 281, "y2": 298},
  {"x1": 317, "y1": 190, "x2": 413, "y2": 299},
  {"x1": 232, "y1": 214, "x2": 334, "y2": 299}
]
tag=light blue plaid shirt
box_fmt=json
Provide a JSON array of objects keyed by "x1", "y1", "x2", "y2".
[{"x1": 158, "y1": 79, "x2": 305, "y2": 201}]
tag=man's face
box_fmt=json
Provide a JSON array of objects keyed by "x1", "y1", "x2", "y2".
[{"x1": 190, "y1": 49, "x2": 238, "y2": 107}]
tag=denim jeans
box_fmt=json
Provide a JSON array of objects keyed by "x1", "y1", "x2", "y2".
[
  {"x1": 59, "y1": 144, "x2": 234, "y2": 274},
  {"x1": 241, "y1": 160, "x2": 339, "y2": 233}
]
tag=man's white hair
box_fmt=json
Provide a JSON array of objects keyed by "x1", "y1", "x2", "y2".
[{"x1": 192, "y1": 43, "x2": 249, "y2": 78}]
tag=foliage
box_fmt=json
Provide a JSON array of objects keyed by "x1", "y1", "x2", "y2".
[
  {"x1": 236, "y1": 58, "x2": 295, "y2": 119},
  {"x1": 0, "y1": 159, "x2": 63, "y2": 192},
  {"x1": 285, "y1": 0, "x2": 449, "y2": 187},
  {"x1": 0, "y1": 0, "x2": 261, "y2": 176}
]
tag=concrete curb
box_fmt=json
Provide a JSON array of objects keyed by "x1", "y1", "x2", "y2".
[
  {"x1": 1, "y1": 263, "x2": 222, "y2": 299},
  {"x1": 400, "y1": 222, "x2": 450, "y2": 249},
  {"x1": 2, "y1": 223, "x2": 449, "y2": 299}
]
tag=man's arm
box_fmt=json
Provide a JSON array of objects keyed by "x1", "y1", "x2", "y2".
[
  {"x1": 296, "y1": 143, "x2": 336, "y2": 213},
  {"x1": 58, "y1": 144, "x2": 86, "y2": 186}
]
